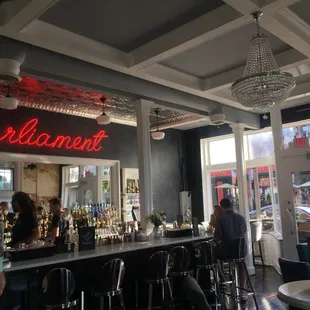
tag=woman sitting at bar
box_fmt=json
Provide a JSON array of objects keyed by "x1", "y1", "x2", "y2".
[
  {"x1": 9, "y1": 192, "x2": 40, "y2": 248},
  {"x1": 207, "y1": 204, "x2": 224, "y2": 234}
]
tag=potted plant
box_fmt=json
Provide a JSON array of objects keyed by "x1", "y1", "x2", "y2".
[{"x1": 148, "y1": 209, "x2": 166, "y2": 239}]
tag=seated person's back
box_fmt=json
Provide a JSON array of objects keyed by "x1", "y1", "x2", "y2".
[{"x1": 215, "y1": 198, "x2": 247, "y2": 256}]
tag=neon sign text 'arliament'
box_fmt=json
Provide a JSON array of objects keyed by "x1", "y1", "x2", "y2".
[{"x1": 0, "y1": 118, "x2": 108, "y2": 152}]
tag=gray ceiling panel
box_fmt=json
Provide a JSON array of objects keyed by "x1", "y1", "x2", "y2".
[
  {"x1": 161, "y1": 23, "x2": 291, "y2": 78},
  {"x1": 289, "y1": 0, "x2": 310, "y2": 26},
  {"x1": 39, "y1": 0, "x2": 224, "y2": 52}
]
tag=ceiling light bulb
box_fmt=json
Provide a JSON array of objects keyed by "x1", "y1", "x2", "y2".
[
  {"x1": 151, "y1": 131, "x2": 165, "y2": 140},
  {"x1": 96, "y1": 112, "x2": 111, "y2": 125}
]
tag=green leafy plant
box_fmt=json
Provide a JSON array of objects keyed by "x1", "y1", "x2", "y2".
[{"x1": 148, "y1": 209, "x2": 166, "y2": 227}]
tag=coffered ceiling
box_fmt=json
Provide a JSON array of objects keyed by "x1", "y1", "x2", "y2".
[{"x1": 0, "y1": 0, "x2": 310, "y2": 129}]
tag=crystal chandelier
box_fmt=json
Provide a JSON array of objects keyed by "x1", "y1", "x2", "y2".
[{"x1": 231, "y1": 12, "x2": 296, "y2": 117}]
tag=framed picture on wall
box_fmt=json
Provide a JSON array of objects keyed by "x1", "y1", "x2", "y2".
[{"x1": 0, "y1": 168, "x2": 14, "y2": 191}]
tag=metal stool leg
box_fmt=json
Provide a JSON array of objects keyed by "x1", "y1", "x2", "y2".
[
  {"x1": 119, "y1": 292, "x2": 126, "y2": 310},
  {"x1": 108, "y1": 295, "x2": 112, "y2": 310},
  {"x1": 252, "y1": 242, "x2": 255, "y2": 266},
  {"x1": 161, "y1": 282, "x2": 165, "y2": 309},
  {"x1": 243, "y1": 261, "x2": 259, "y2": 309},
  {"x1": 167, "y1": 281, "x2": 174, "y2": 310},
  {"x1": 135, "y1": 280, "x2": 139, "y2": 309},
  {"x1": 196, "y1": 267, "x2": 200, "y2": 283},
  {"x1": 100, "y1": 296, "x2": 104, "y2": 310},
  {"x1": 148, "y1": 284, "x2": 153, "y2": 310},
  {"x1": 81, "y1": 291, "x2": 84, "y2": 310},
  {"x1": 258, "y1": 240, "x2": 265, "y2": 268},
  {"x1": 234, "y1": 262, "x2": 240, "y2": 303},
  {"x1": 230, "y1": 263, "x2": 238, "y2": 309},
  {"x1": 212, "y1": 266, "x2": 222, "y2": 310}
]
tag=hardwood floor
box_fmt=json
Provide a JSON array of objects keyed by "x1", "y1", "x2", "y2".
[{"x1": 232, "y1": 266, "x2": 288, "y2": 310}]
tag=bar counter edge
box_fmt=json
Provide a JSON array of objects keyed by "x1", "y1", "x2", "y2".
[{"x1": 4, "y1": 235, "x2": 213, "y2": 273}]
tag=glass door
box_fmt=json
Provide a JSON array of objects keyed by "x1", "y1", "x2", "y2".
[
  {"x1": 247, "y1": 166, "x2": 277, "y2": 232},
  {"x1": 292, "y1": 171, "x2": 310, "y2": 243}
]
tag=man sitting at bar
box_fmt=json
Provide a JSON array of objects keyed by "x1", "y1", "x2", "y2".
[
  {"x1": 214, "y1": 198, "x2": 248, "y2": 302},
  {"x1": 48, "y1": 197, "x2": 62, "y2": 242}
]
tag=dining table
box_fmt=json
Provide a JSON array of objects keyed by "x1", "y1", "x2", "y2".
[{"x1": 278, "y1": 280, "x2": 310, "y2": 309}]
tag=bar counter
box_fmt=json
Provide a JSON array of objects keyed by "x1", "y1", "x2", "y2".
[
  {"x1": 1, "y1": 235, "x2": 213, "y2": 309},
  {"x1": 4, "y1": 235, "x2": 213, "y2": 272}
]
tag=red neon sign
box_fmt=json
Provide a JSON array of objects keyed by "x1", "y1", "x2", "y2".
[{"x1": 0, "y1": 118, "x2": 108, "y2": 152}]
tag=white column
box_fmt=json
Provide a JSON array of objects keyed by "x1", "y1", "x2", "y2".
[
  {"x1": 14, "y1": 161, "x2": 23, "y2": 191},
  {"x1": 230, "y1": 123, "x2": 255, "y2": 275},
  {"x1": 271, "y1": 105, "x2": 298, "y2": 260},
  {"x1": 270, "y1": 104, "x2": 283, "y2": 152},
  {"x1": 135, "y1": 99, "x2": 153, "y2": 231}
]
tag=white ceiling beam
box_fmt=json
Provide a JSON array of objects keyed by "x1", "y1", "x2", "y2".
[
  {"x1": 223, "y1": 0, "x2": 301, "y2": 14},
  {"x1": 263, "y1": 8, "x2": 310, "y2": 58},
  {"x1": 288, "y1": 81, "x2": 310, "y2": 99},
  {"x1": 151, "y1": 116, "x2": 205, "y2": 130},
  {"x1": 128, "y1": 4, "x2": 250, "y2": 71},
  {"x1": 9, "y1": 19, "x2": 128, "y2": 69},
  {"x1": 259, "y1": 0, "x2": 302, "y2": 13},
  {"x1": 202, "y1": 48, "x2": 307, "y2": 91},
  {"x1": 140, "y1": 64, "x2": 201, "y2": 90},
  {"x1": 224, "y1": 0, "x2": 310, "y2": 58},
  {"x1": 1, "y1": 0, "x2": 59, "y2": 32}
]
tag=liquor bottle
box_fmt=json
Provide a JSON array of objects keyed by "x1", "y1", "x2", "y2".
[
  {"x1": 136, "y1": 180, "x2": 140, "y2": 193},
  {"x1": 132, "y1": 182, "x2": 136, "y2": 193},
  {"x1": 0, "y1": 222, "x2": 4, "y2": 258}
]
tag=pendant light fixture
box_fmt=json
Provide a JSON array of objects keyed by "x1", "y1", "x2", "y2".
[
  {"x1": 0, "y1": 85, "x2": 19, "y2": 110},
  {"x1": 231, "y1": 12, "x2": 295, "y2": 118},
  {"x1": 151, "y1": 108, "x2": 165, "y2": 140},
  {"x1": 96, "y1": 96, "x2": 111, "y2": 125}
]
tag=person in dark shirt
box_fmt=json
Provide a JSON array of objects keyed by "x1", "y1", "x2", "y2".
[
  {"x1": 10, "y1": 192, "x2": 40, "y2": 248},
  {"x1": 214, "y1": 198, "x2": 248, "y2": 302},
  {"x1": 48, "y1": 197, "x2": 62, "y2": 242}
]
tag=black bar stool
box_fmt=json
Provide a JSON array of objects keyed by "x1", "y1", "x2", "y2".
[
  {"x1": 195, "y1": 241, "x2": 222, "y2": 309},
  {"x1": 135, "y1": 250, "x2": 174, "y2": 310},
  {"x1": 40, "y1": 268, "x2": 80, "y2": 309},
  {"x1": 170, "y1": 246, "x2": 191, "y2": 277},
  {"x1": 222, "y1": 237, "x2": 259, "y2": 309},
  {"x1": 169, "y1": 246, "x2": 191, "y2": 307},
  {"x1": 93, "y1": 258, "x2": 126, "y2": 310}
]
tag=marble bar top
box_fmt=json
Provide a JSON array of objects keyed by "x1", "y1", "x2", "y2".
[
  {"x1": 4, "y1": 235, "x2": 212, "y2": 273},
  {"x1": 278, "y1": 280, "x2": 310, "y2": 310}
]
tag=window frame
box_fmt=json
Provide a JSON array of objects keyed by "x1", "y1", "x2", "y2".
[{"x1": 0, "y1": 167, "x2": 14, "y2": 191}]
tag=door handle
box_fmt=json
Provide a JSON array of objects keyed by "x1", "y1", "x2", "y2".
[{"x1": 286, "y1": 208, "x2": 294, "y2": 235}]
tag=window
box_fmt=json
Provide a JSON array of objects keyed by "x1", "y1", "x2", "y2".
[
  {"x1": 69, "y1": 167, "x2": 79, "y2": 183},
  {"x1": 209, "y1": 138, "x2": 236, "y2": 165},
  {"x1": 272, "y1": 170, "x2": 281, "y2": 234},
  {"x1": 0, "y1": 168, "x2": 13, "y2": 191},
  {"x1": 293, "y1": 171, "x2": 310, "y2": 242},
  {"x1": 283, "y1": 124, "x2": 310, "y2": 149},
  {"x1": 82, "y1": 165, "x2": 96, "y2": 178},
  {"x1": 201, "y1": 131, "x2": 278, "y2": 232},
  {"x1": 248, "y1": 131, "x2": 274, "y2": 159},
  {"x1": 210, "y1": 170, "x2": 239, "y2": 211},
  {"x1": 283, "y1": 127, "x2": 294, "y2": 149}
]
